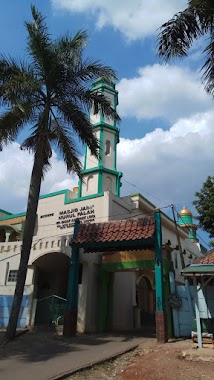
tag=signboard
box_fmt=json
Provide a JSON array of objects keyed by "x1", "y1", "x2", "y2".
[{"x1": 56, "y1": 205, "x2": 96, "y2": 230}]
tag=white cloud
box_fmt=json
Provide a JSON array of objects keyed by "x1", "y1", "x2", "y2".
[
  {"x1": 118, "y1": 110, "x2": 214, "y2": 207},
  {"x1": 2, "y1": 109, "x2": 213, "y2": 219},
  {"x1": 0, "y1": 143, "x2": 78, "y2": 213},
  {"x1": 117, "y1": 64, "x2": 212, "y2": 122},
  {"x1": 51, "y1": 0, "x2": 187, "y2": 41}
]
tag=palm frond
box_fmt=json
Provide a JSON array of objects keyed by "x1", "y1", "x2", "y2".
[
  {"x1": 25, "y1": 6, "x2": 54, "y2": 84},
  {"x1": 75, "y1": 58, "x2": 118, "y2": 83},
  {"x1": 190, "y1": 0, "x2": 214, "y2": 32},
  {"x1": 21, "y1": 123, "x2": 52, "y2": 178},
  {"x1": 201, "y1": 33, "x2": 214, "y2": 96},
  {"x1": 57, "y1": 30, "x2": 88, "y2": 53},
  {"x1": 49, "y1": 113, "x2": 82, "y2": 175},
  {"x1": 85, "y1": 90, "x2": 121, "y2": 124},
  {"x1": 0, "y1": 105, "x2": 33, "y2": 150},
  {"x1": 0, "y1": 56, "x2": 42, "y2": 107},
  {"x1": 50, "y1": 31, "x2": 89, "y2": 89},
  {"x1": 56, "y1": 101, "x2": 100, "y2": 158},
  {"x1": 157, "y1": 8, "x2": 202, "y2": 62}
]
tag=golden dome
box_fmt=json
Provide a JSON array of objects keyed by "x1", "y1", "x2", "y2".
[
  {"x1": 179, "y1": 207, "x2": 192, "y2": 216},
  {"x1": 73, "y1": 186, "x2": 79, "y2": 194}
]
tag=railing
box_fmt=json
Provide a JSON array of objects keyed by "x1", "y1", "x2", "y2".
[
  {"x1": 0, "y1": 236, "x2": 71, "y2": 256},
  {"x1": 35, "y1": 294, "x2": 67, "y2": 325}
]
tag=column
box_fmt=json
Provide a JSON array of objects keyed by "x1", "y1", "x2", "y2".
[{"x1": 154, "y1": 210, "x2": 168, "y2": 343}]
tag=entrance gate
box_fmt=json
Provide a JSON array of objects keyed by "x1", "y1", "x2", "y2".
[
  {"x1": 33, "y1": 252, "x2": 69, "y2": 325},
  {"x1": 63, "y1": 211, "x2": 169, "y2": 343}
]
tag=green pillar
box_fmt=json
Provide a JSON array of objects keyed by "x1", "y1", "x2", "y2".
[
  {"x1": 154, "y1": 210, "x2": 168, "y2": 343},
  {"x1": 63, "y1": 220, "x2": 80, "y2": 336},
  {"x1": 163, "y1": 255, "x2": 173, "y2": 338}
]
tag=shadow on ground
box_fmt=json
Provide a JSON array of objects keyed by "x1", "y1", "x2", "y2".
[{"x1": 0, "y1": 330, "x2": 155, "y2": 363}]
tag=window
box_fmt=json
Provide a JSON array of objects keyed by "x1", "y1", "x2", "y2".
[
  {"x1": 87, "y1": 175, "x2": 94, "y2": 191},
  {"x1": 94, "y1": 101, "x2": 99, "y2": 115},
  {"x1": 8, "y1": 270, "x2": 18, "y2": 282},
  {"x1": 105, "y1": 140, "x2": 111, "y2": 156}
]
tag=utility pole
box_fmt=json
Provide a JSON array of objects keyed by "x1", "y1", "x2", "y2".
[
  {"x1": 171, "y1": 205, "x2": 185, "y2": 270},
  {"x1": 171, "y1": 205, "x2": 195, "y2": 317}
]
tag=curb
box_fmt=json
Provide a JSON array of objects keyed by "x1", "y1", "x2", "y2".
[{"x1": 48, "y1": 344, "x2": 139, "y2": 380}]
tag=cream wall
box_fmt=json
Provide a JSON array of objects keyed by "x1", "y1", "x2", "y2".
[
  {"x1": 85, "y1": 129, "x2": 100, "y2": 169},
  {"x1": 0, "y1": 191, "x2": 111, "y2": 330},
  {"x1": 103, "y1": 173, "x2": 117, "y2": 194},
  {"x1": 108, "y1": 192, "x2": 132, "y2": 220},
  {"x1": 81, "y1": 173, "x2": 99, "y2": 197},
  {"x1": 103, "y1": 91, "x2": 115, "y2": 126},
  {"x1": 102, "y1": 128, "x2": 116, "y2": 170},
  {"x1": 0, "y1": 191, "x2": 111, "y2": 261},
  {"x1": 0, "y1": 190, "x2": 204, "y2": 332}
]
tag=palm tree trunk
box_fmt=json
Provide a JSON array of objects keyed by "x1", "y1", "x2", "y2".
[{"x1": 5, "y1": 144, "x2": 46, "y2": 340}]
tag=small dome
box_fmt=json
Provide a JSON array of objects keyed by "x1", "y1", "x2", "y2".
[
  {"x1": 73, "y1": 186, "x2": 79, "y2": 194},
  {"x1": 179, "y1": 207, "x2": 192, "y2": 216}
]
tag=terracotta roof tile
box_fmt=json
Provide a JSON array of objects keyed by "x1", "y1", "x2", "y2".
[
  {"x1": 193, "y1": 249, "x2": 214, "y2": 265},
  {"x1": 71, "y1": 217, "x2": 155, "y2": 246}
]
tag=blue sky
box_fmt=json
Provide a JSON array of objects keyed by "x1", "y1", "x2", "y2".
[{"x1": 0, "y1": 0, "x2": 213, "y2": 247}]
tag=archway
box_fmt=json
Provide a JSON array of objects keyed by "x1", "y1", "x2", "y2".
[
  {"x1": 136, "y1": 274, "x2": 155, "y2": 329},
  {"x1": 33, "y1": 252, "x2": 70, "y2": 325},
  {"x1": 0, "y1": 228, "x2": 6, "y2": 242},
  {"x1": 9, "y1": 230, "x2": 19, "y2": 242}
]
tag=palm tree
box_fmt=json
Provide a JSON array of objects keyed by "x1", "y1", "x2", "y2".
[
  {"x1": 0, "y1": 6, "x2": 120, "y2": 340},
  {"x1": 157, "y1": 0, "x2": 214, "y2": 96}
]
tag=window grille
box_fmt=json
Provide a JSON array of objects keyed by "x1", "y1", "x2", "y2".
[{"x1": 8, "y1": 270, "x2": 18, "y2": 282}]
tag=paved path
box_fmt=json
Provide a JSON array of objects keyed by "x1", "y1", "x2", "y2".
[{"x1": 0, "y1": 332, "x2": 154, "y2": 380}]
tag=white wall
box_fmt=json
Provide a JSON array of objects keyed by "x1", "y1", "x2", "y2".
[
  {"x1": 102, "y1": 128, "x2": 115, "y2": 170},
  {"x1": 103, "y1": 91, "x2": 115, "y2": 126},
  {"x1": 85, "y1": 129, "x2": 100, "y2": 169},
  {"x1": 81, "y1": 173, "x2": 99, "y2": 197}
]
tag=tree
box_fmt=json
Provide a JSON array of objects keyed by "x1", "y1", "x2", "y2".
[
  {"x1": 0, "y1": 6, "x2": 120, "y2": 340},
  {"x1": 193, "y1": 176, "x2": 214, "y2": 237},
  {"x1": 157, "y1": 0, "x2": 214, "y2": 97}
]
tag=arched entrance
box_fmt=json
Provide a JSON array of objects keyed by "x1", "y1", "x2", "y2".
[
  {"x1": 0, "y1": 228, "x2": 6, "y2": 242},
  {"x1": 136, "y1": 272, "x2": 155, "y2": 329},
  {"x1": 33, "y1": 252, "x2": 70, "y2": 325}
]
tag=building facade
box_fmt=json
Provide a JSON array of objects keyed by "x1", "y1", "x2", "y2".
[{"x1": 0, "y1": 79, "x2": 204, "y2": 335}]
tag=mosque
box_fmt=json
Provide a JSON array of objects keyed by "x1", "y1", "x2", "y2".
[{"x1": 0, "y1": 79, "x2": 205, "y2": 342}]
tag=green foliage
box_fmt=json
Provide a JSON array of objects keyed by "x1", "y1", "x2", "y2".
[
  {"x1": 208, "y1": 240, "x2": 214, "y2": 247},
  {"x1": 193, "y1": 176, "x2": 214, "y2": 237},
  {"x1": 1, "y1": 5, "x2": 120, "y2": 340},
  {"x1": 0, "y1": 5, "x2": 120, "y2": 176},
  {"x1": 157, "y1": 0, "x2": 214, "y2": 97}
]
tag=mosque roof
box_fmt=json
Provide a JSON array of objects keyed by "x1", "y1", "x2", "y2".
[
  {"x1": 193, "y1": 249, "x2": 214, "y2": 265},
  {"x1": 71, "y1": 217, "x2": 155, "y2": 251},
  {"x1": 182, "y1": 249, "x2": 214, "y2": 276}
]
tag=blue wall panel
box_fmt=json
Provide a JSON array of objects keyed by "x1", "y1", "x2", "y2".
[
  {"x1": 173, "y1": 285, "x2": 214, "y2": 337},
  {"x1": 0, "y1": 295, "x2": 29, "y2": 328}
]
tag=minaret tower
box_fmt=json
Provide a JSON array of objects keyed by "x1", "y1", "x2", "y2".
[
  {"x1": 78, "y1": 78, "x2": 122, "y2": 198},
  {"x1": 178, "y1": 207, "x2": 198, "y2": 242}
]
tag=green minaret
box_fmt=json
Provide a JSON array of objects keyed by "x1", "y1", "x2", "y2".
[
  {"x1": 178, "y1": 207, "x2": 198, "y2": 242},
  {"x1": 78, "y1": 78, "x2": 123, "y2": 198}
]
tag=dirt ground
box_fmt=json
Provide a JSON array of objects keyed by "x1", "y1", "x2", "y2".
[{"x1": 69, "y1": 340, "x2": 214, "y2": 380}]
